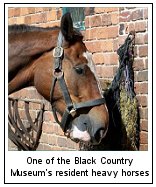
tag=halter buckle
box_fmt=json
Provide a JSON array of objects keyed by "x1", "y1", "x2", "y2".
[
  {"x1": 53, "y1": 46, "x2": 64, "y2": 58},
  {"x1": 70, "y1": 108, "x2": 76, "y2": 117}
]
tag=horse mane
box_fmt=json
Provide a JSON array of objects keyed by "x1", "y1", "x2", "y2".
[
  {"x1": 8, "y1": 24, "x2": 83, "y2": 39},
  {"x1": 8, "y1": 24, "x2": 59, "y2": 34}
]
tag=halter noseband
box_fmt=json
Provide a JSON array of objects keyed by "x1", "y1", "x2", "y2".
[{"x1": 50, "y1": 31, "x2": 106, "y2": 132}]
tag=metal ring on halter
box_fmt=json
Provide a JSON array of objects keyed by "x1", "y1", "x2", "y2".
[
  {"x1": 53, "y1": 46, "x2": 64, "y2": 58},
  {"x1": 53, "y1": 69, "x2": 64, "y2": 79}
]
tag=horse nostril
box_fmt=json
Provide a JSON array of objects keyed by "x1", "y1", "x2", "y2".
[
  {"x1": 94, "y1": 128, "x2": 105, "y2": 142},
  {"x1": 99, "y1": 129, "x2": 105, "y2": 138}
]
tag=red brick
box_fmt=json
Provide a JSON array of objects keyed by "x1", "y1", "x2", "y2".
[
  {"x1": 133, "y1": 58, "x2": 146, "y2": 71},
  {"x1": 44, "y1": 111, "x2": 55, "y2": 122},
  {"x1": 8, "y1": 17, "x2": 17, "y2": 24},
  {"x1": 140, "y1": 131, "x2": 148, "y2": 144},
  {"x1": 96, "y1": 65, "x2": 117, "y2": 78},
  {"x1": 119, "y1": 10, "x2": 131, "y2": 22},
  {"x1": 35, "y1": 7, "x2": 44, "y2": 12},
  {"x1": 135, "y1": 70, "x2": 148, "y2": 82},
  {"x1": 107, "y1": 26, "x2": 118, "y2": 39},
  {"x1": 105, "y1": 8, "x2": 118, "y2": 13},
  {"x1": 101, "y1": 40, "x2": 114, "y2": 52},
  {"x1": 139, "y1": 107, "x2": 148, "y2": 119},
  {"x1": 85, "y1": 17, "x2": 89, "y2": 28},
  {"x1": 14, "y1": 8, "x2": 21, "y2": 17},
  {"x1": 131, "y1": 9, "x2": 143, "y2": 21},
  {"x1": 138, "y1": 45, "x2": 148, "y2": 57},
  {"x1": 8, "y1": 8, "x2": 14, "y2": 18},
  {"x1": 57, "y1": 8, "x2": 62, "y2": 20},
  {"x1": 50, "y1": 146, "x2": 63, "y2": 150},
  {"x1": 118, "y1": 35, "x2": 127, "y2": 45},
  {"x1": 32, "y1": 13, "x2": 47, "y2": 24},
  {"x1": 41, "y1": 144, "x2": 54, "y2": 150},
  {"x1": 55, "y1": 124, "x2": 64, "y2": 136},
  {"x1": 120, "y1": 10, "x2": 130, "y2": 18},
  {"x1": 57, "y1": 137, "x2": 67, "y2": 147},
  {"x1": 20, "y1": 8, "x2": 29, "y2": 16},
  {"x1": 95, "y1": 7, "x2": 118, "y2": 13},
  {"x1": 28, "y1": 7, "x2": 35, "y2": 14},
  {"x1": 144, "y1": 33, "x2": 148, "y2": 44},
  {"x1": 135, "y1": 33, "x2": 145, "y2": 45},
  {"x1": 85, "y1": 28, "x2": 98, "y2": 40},
  {"x1": 47, "y1": 134, "x2": 57, "y2": 145},
  {"x1": 90, "y1": 15, "x2": 102, "y2": 27},
  {"x1": 16, "y1": 17, "x2": 25, "y2": 24},
  {"x1": 92, "y1": 53, "x2": 105, "y2": 64},
  {"x1": 101, "y1": 14, "x2": 111, "y2": 26},
  {"x1": 134, "y1": 82, "x2": 148, "y2": 94},
  {"x1": 39, "y1": 133, "x2": 48, "y2": 143},
  {"x1": 18, "y1": 109, "x2": 26, "y2": 120},
  {"x1": 96, "y1": 27, "x2": 108, "y2": 39},
  {"x1": 94, "y1": 8, "x2": 107, "y2": 14},
  {"x1": 140, "y1": 119, "x2": 148, "y2": 131},
  {"x1": 113, "y1": 38, "x2": 119, "y2": 51},
  {"x1": 36, "y1": 143, "x2": 45, "y2": 150},
  {"x1": 111, "y1": 12, "x2": 119, "y2": 25},
  {"x1": 47, "y1": 10, "x2": 57, "y2": 22},
  {"x1": 135, "y1": 21, "x2": 146, "y2": 32},
  {"x1": 139, "y1": 144, "x2": 148, "y2": 151},
  {"x1": 42, "y1": 122, "x2": 54, "y2": 134},
  {"x1": 144, "y1": 8, "x2": 148, "y2": 19},
  {"x1": 29, "y1": 110, "x2": 37, "y2": 119},
  {"x1": 127, "y1": 22, "x2": 135, "y2": 33},
  {"x1": 17, "y1": 101, "x2": 25, "y2": 109},
  {"x1": 103, "y1": 53, "x2": 118, "y2": 65},
  {"x1": 24, "y1": 16, "x2": 32, "y2": 24},
  {"x1": 85, "y1": 40, "x2": 113, "y2": 53},
  {"x1": 136, "y1": 95, "x2": 148, "y2": 107},
  {"x1": 133, "y1": 46, "x2": 138, "y2": 57},
  {"x1": 43, "y1": 8, "x2": 52, "y2": 11},
  {"x1": 144, "y1": 58, "x2": 148, "y2": 69}
]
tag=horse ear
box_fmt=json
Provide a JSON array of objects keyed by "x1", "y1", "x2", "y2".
[{"x1": 61, "y1": 13, "x2": 74, "y2": 41}]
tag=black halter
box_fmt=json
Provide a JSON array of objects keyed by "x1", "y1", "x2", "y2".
[{"x1": 50, "y1": 32, "x2": 106, "y2": 132}]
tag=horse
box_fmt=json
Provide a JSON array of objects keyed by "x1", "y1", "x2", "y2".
[{"x1": 8, "y1": 13, "x2": 109, "y2": 146}]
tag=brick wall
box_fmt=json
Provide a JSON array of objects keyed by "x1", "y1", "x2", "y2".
[{"x1": 8, "y1": 6, "x2": 148, "y2": 151}]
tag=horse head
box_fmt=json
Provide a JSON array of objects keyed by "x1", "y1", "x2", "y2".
[
  {"x1": 8, "y1": 13, "x2": 109, "y2": 146},
  {"x1": 50, "y1": 13, "x2": 109, "y2": 145}
]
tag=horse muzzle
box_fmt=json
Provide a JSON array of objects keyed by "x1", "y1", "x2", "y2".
[{"x1": 67, "y1": 114, "x2": 108, "y2": 145}]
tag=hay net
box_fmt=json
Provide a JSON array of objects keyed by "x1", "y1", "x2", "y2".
[{"x1": 107, "y1": 31, "x2": 139, "y2": 150}]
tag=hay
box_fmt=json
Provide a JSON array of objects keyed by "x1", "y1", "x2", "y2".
[{"x1": 120, "y1": 87, "x2": 138, "y2": 150}]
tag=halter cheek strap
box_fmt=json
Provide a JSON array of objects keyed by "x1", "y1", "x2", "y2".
[{"x1": 50, "y1": 31, "x2": 106, "y2": 132}]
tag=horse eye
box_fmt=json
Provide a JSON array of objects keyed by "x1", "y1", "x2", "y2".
[{"x1": 74, "y1": 67, "x2": 84, "y2": 75}]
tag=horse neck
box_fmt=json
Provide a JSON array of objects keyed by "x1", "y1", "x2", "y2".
[{"x1": 8, "y1": 29, "x2": 59, "y2": 75}]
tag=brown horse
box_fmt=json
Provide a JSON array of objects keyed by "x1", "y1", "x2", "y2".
[{"x1": 8, "y1": 13, "x2": 109, "y2": 145}]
